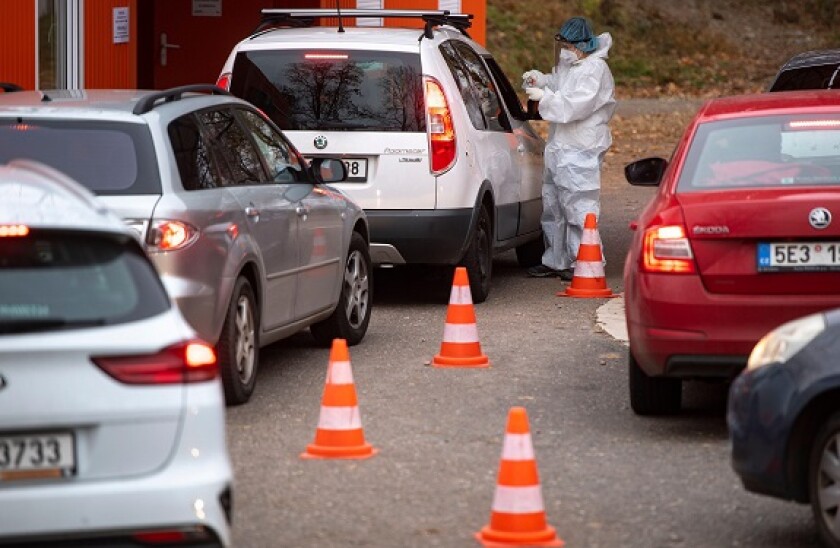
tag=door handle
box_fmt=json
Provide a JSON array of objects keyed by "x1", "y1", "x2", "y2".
[
  {"x1": 295, "y1": 205, "x2": 310, "y2": 218},
  {"x1": 160, "y1": 33, "x2": 181, "y2": 67},
  {"x1": 517, "y1": 144, "x2": 526, "y2": 154},
  {"x1": 245, "y1": 206, "x2": 260, "y2": 218}
]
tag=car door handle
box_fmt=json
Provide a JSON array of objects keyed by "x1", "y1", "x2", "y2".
[
  {"x1": 517, "y1": 144, "x2": 526, "y2": 154},
  {"x1": 245, "y1": 206, "x2": 260, "y2": 218},
  {"x1": 295, "y1": 205, "x2": 310, "y2": 218}
]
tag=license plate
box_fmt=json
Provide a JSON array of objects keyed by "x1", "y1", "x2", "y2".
[
  {"x1": 341, "y1": 158, "x2": 367, "y2": 182},
  {"x1": 0, "y1": 432, "x2": 75, "y2": 481},
  {"x1": 757, "y1": 242, "x2": 840, "y2": 272}
]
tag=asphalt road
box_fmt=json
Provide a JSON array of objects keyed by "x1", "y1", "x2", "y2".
[{"x1": 224, "y1": 100, "x2": 822, "y2": 547}]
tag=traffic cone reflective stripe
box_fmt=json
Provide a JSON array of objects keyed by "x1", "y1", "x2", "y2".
[
  {"x1": 558, "y1": 213, "x2": 617, "y2": 299},
  {"x1": 476, "y1": 407, "x2": 563, "y2": 547},
  {"x1": 301, "y1": 339, "x2": 377, "y2": 460},
  {"x1": 432, "y1": 267, "x2": 489, "y2": 368}
]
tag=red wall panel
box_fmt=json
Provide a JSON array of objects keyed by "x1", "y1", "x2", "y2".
[
  {"x1": 0, "y1": 0, "x2": 36, "y2": 89},
  {"x1": 84, "y1": 0, "x2": 137, "y2": 88}
]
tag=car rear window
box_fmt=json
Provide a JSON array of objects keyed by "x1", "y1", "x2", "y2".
[
  {"x1": 770, "y1": 64, "x2": 840, "y2": 91},
  {"x1": 677, "y1": 115, "x2": 840, "y2": 192},
  {"x1": 0, "y1": 231, "x2": 170, "y2": 334},
  {"x1": 230, "y1": 49, "x2": 426, "y2": 132},
  {"x1": 0, "y1": 120, "x2": 161, "y2": 195}
]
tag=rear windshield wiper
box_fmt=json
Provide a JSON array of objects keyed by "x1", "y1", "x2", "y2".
[{"x1": 0, "y1": 318, "x2": 107, "y2": 334}]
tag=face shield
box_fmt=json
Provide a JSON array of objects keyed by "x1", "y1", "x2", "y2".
[{"x1": 554, "y1": 37, "x2": 579, "y2": 67}]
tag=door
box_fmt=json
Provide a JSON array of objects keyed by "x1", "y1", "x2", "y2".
[{"x1": 143, "y1": 0, "x2": 273, "y2": 89}]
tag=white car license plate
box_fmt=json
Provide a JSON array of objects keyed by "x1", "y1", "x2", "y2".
[
  {"x1": 0, "y1": 432, "x2": 75, "y2": 480},
  {"x1": 757, "y1": 242, "x2": 840, "y2": 272},
  {"x1": 341, "y1": 158, "x2": 367, "y2": 182}
]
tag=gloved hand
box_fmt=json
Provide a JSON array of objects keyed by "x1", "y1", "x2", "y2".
[
  {"x1": 522, "y1": 70, "x2": 546, "y2": 88},
  {"x1": 525, "y1": 87, "x2": 545, "y2": 102}
]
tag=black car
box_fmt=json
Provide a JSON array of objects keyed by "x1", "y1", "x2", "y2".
[
  {"x1": 728, "y1": 308, "x2": 840, "y2": 547},
  {"x1": 769, "y1": 49, "x2": 840, "y2": 91}
]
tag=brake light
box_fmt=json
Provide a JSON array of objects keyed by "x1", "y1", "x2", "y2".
[
  {"x1": 787, "y1": 119, "x2": 840, "y2": 130},
  {"x1": 0, "y1": 224, "x2": 29, "y2": 237},
  {"x1": 93, "y1": 341, "x2": 217, "y2": 385},
  {"x1": 424, "y1": 76, "x2": 456, "y2": 174},
  {"x1": 216, "y1": 72, "x2": 231, "y2": 91},
  {"x1": 304, "y1": 53, "x2": 349, "y2": 60},
  {"x1": 642, "y1": 225, "x2": 696, "y2": 273},
  {"x1": 147, "y1": 220, "x2": 198, "y2": 251}
]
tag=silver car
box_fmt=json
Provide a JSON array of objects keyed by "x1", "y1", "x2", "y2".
[
  {"x1": 0, "y1": 160, "x2": 233, "y2": 545},
  {"x1": 0, "y1": 86, "x2": 373, "y2": 405}
]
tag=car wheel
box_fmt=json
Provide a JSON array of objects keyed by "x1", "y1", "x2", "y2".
[
  {"x1": 310, "y1": 232, "x2": 372, "y2": 347},
  {"x1": 461, "y1": 205, "x2": 492, "y2": 304},
  {"x1": 809, "y1": 411, "x2": 840, "y2": 548},
  {"x1": 515, "y1": 233, "x2": 545, "y2": 268},
  {"x1": 217, "y1": 277, "x2": 259, "y2": 406},
  {"x1": 628, "y1": 351, "x2": 681, "y2": 416}
]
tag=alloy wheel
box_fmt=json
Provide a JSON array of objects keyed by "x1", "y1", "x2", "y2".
[
  {"x1": 343, "y1": 249, "x2": 369, "y2": 330},
  {"x1": 234, "y1": 295, "x2": 256, "y2": 384}
]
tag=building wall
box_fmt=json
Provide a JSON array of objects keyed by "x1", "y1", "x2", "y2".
[
  {"x1": 0, "y1": 0, "x2": 36, "y2": 89},
  {"x1": 84, "y1": 0, "x2": 137, "y2": 88}
]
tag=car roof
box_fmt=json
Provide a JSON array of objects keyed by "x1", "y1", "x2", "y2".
[
  {"x1": 698, "y1": 90, "x2": 840, "y2": 120},
  {"x1": 0, "y1": 88, "x2": 252, "y2": 123},
  {"x1": 0, "y1": 159, "x2": 130, "y2": 234},
  {"x1": 779, "y1": 49, "x2": 840, "y2": 70},
  {"x1": 238, "y1": 25, "x2": 484, "y2": 53}
]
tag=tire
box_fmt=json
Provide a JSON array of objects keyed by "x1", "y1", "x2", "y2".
[
  {"x1": 628, "y1": 351, "x2": 681, "y2": 416},
  {"x1": 461, "y1": 205, "x2": 493, "y2": 304},
  {"x1": 809, "y1": 411, "x2": 840, "y2": 548},
  {"x1": 515, "y1": 233, "x2": 545, "y2": 268},
  {"x1": 217, "y1": 277, "x2": 259, "y2": 406},
  {"x1": 310, "y1": 232, "x2": 373, "y2": 347}
]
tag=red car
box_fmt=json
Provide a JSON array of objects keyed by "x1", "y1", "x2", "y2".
[{"x1": 624, "y1": 90, "x2": 840, "y2": 415}]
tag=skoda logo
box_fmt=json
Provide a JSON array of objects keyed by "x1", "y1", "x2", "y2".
[
  {"x1": 809, "y1": 207, "x2": 832, "y2": 230},
  {"x1": 313, "y1": 135, "x2": 328, "y2": 150}
]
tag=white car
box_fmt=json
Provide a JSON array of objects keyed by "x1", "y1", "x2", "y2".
[
  {"x1": 0, "y1": 160, "x2": 233, "y2": 546},
  {"x1": 218, "y1": 9, "x2": 546, "y2": 302}
]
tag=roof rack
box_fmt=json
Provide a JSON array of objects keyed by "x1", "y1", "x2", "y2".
[
  {"x1": 133, "y1": 84, "x2": 230, "y2": 116},
  {"x1": 256, "y1": 9, "x2": 473, "y2": 40}
]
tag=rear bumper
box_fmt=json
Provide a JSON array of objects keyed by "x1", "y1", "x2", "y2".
[
  {"x1": 625, "y1": 272, "x2": 840, "y2": 378},
  {"x1": 0, "y1": 383, "x2": 233, "y2": 546},
  {"x1": 366, "y1": 209, "x2": 472, "y2": 265}
]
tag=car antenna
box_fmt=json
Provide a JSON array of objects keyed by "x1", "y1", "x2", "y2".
[{"x1": 336, "y1": 1, "x2": 345, "y2": 33}]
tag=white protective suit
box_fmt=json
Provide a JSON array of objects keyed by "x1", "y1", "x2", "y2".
[{"x1": 534, "y1": 33, "x2": 616, "y2": 271}]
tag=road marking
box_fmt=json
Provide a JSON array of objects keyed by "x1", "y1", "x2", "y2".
[{"x1": 596, "y1": 295, "x2": 628, "y2": 346}]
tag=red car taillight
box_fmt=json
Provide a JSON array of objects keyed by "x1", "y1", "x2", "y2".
[
  {"x1": 424, "y1": 76, "x2": 456, "y2": 174},
  {"x1": 93, "y1": 341, "x2": 217, "y2": 385},
  {"x1": 642, "y1": 225, "x2": 696, "y2": 274},
  {"x1": 146, "y1": 220, "x2": 198, "y2": 252},
  {"x1": 216, "y1": 72, "x2": 231, "y2": 91}
]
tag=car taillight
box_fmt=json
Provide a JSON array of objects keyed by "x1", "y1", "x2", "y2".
[
  {"x1": 216, "y1": 72, "x2": 231, "y2": 91},
  {"x1": 0, "y1": 224, "x2": 29, "y2": 237},
  {"x1": 146, "y1": 220, "x2": 198, "y2": 252},
  {"x1": 642, "y1": 225, "x2": 696, "y2": 273},
  {"x1": 93, "y1": 341, "x2": 217, "y2": 385},
  {"x1": 424, "y1": 76, "x2": 456, "y2": 174}
]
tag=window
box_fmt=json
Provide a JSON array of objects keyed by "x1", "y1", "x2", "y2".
[
  {"x1": 483, "y1": 56, "x2": 526, "y2": 121},
  {"x1": 236, "y1": 110, "x2": 305, "y2": 184},
  {"x1": 0, "y1": 233, "x2": 169, "y2": 334},
  {"x1": 439, "y1": 41, "x2": 486, "y2": 130},
  {"x1": 37, "y1": 0, "x2": 82, "y2": 89},
  {"x1": 230, "y1": 50, "x2": 425, "y2": 132},
  {"x1": 0, "y1": 120, "x2": 161, "y2": 195},
  {"x1": 451, "y1": 42, "x2": 508, "y2": 132},
  {"x1": 198, "y1": 108, "x2": 266, "y2": 186},
  {"x1": 169, "y1": 115, "x2": 223, "y2": 191}
]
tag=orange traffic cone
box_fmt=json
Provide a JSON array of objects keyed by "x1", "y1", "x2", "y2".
[
  {"x1": 476, "y1": 407, "x2": 563, "y2": 547},
  {"x1": 431, "y1": 267, "x2": 490, "y2": 368},
  {"x1": 301, "y1": 339, "x2": 377, "y2": 460},
  {"x1": 558, "y1": 213, "x2": 617, "y2": 298}
]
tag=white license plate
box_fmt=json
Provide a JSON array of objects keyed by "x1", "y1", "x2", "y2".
[
  {"x1": 757, "y1": 241, "x2": 840, "y2": 271},
  {"x1": 0, "y1": 432, "x2": 75, "y2": 480},
  {"x1": 341, "y1": 158, "x2": 367, "y2": 182}
]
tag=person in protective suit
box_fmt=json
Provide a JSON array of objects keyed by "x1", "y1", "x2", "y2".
[{"x1": 522, "y1": 17, "x2": 616, "y2": 279}]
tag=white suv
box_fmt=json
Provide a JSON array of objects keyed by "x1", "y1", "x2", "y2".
[{"x1": 219, "y1": 9, "x2": 545, "y2": 302}]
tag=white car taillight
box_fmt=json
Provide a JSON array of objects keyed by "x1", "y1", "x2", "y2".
[
  {"x1": 93, "y1": 341, "x2": 217, "y2": 385},
  {"x1": 424, "y1": 76, "x2": 456, "y2": 174}
]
